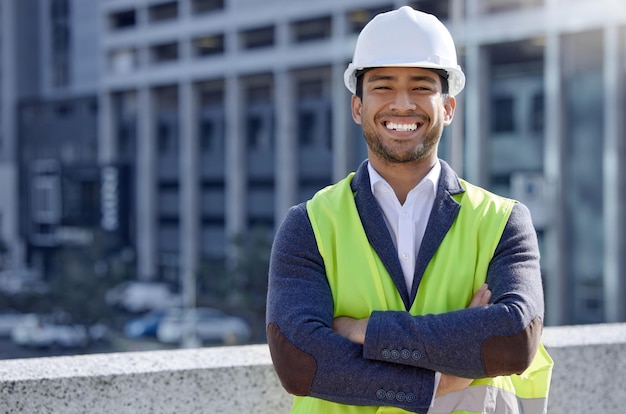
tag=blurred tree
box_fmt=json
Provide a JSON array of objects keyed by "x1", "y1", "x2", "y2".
[
  {"x1": 49, "y1": 230, "x2": 134, "y2": 325},
  {"x1": 197, "y1": 227, "x2": 272, "y2": 342}
]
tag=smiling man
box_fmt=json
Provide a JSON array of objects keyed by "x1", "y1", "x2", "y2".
[{"x1": 266, "y1": 6, "x2": 553, "y2": 414}]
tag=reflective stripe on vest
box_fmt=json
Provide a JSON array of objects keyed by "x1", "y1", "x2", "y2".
[{"x1": 296, "y1": 172, "x2": 553, "y2": 414}]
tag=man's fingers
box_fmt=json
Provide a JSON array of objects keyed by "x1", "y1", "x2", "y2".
[
  {"x1": 468, "y1": 283, "x2": 491, "y2": 308},
  {"x1": 436, "y1": 373, "x2": 474, "y2": 397}
]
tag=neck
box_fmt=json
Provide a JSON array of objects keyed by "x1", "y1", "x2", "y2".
[{"x1": 369, "y1": 157, "x2": 437, "y2": 204}]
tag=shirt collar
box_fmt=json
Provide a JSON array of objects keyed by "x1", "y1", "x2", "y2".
[{"x1": 368, "y1": 160, "x2": 441, "y2": 197}]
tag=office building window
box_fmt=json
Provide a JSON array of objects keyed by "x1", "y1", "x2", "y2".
[
  {"x1": 246, "y1": 106, "x2": 274, "y2": 152},
  {"x1": 192, "y1": 0, "x2": 224, "y2": 14},
  {"x1": 491, "y1": 96, "x2": 515, "y2": 133},
  {"x1": 55, "y1": 103, "x2": 73, "y2": 118},
  {"x1": 32, "y1": 170, "x2": 61, "y2": 224},
  {"x1": 52, "y1": 58, "x2": 70, "y2": 88},
  {"x1": 199, "y1": 119, "x2": 216, "y2": 152},
  {"x1": 52, "y1": 24, "x2": 69, "y2": 51},
  {"x1": 347, "y1": 5, "x2": 393, "y2": 34},
  {"x1": 531, "y1": 92, "x2": 544, "y2": 133},
  {"x1": 298, "y1": 112, "x2": 316, "y2": 147},
  {"x1": 109, "y1": 9, "x2": 136, "y2": 30},
  {"x1": 50, "y1": 0, "x2": 70, "y2": 88},
  {"x1": 157, "y1": 120, "x2": 175, "y2": 155},
  {"x1": 151, "y1": 42, "x2": 179, "y2": 63},
  {"x1": 291, "y1": 16, "x2": 332, "y2": 43},
  {"x1": 109, "y1": 47, "x2": 138, "y2": 73},
  {"x1": 193, "y1": 34, "x2": 225, "y2": 57},
  {"x1": 199, "y1": 117, "x2": 224, "y2": 154},
  {"x1": 298, "y1": 79, "x2": 323, "y2": 98},
  {"x1": 149, "y1": 1, "x2": 179, "y2": 22},
  {"x1": 197, "y1": 83, "x2": 225, "y2": 158},
  {"x1": 481, "y1": 0, "x2": 543, "y2": 14},
  {"x1": 198, "y1": 85, "x2": 223, "y2": 107},
  {"x1": 50, "y1": 0, "x2": 69, "y2": 19},
  {"x1": 407, "y1": 0, "x2": 450, "y2": 20},
  {"x1": 240, "y1": 26, "x2": 275, "y2": 50}
]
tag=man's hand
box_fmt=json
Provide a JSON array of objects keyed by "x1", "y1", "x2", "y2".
[
  {"x1": 467, "y1": 283, "x2": 491, "y2": 308},
  {"x1": 332, "y1": 284, "x2": 491, "y2": 348},
  {"x1": 333, "y1": 316, "x2": 368, "y2": 344},
  {"x1": 435, "y1": 283, "x2": 491, "y2": 397},
  {"x1": 332, "y1": 284, "x2": 492, "y2": 396}
]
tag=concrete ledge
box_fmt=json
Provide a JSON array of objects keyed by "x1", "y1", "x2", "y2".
[
  {"x1": 0, "y1": 345, "x2": 292, "y2": 413},
  {"x1": 0, "y1": 323, "x2": 625, "y2": 413},
  {"x1": 542, "y1": 323, "x2": 626, "y2": 413}
]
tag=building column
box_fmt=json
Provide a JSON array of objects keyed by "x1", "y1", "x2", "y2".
[
  {"x1": 225, "y1": 75, "x2": 245, "y2": 259},
  {"x1": 332, "y1": 62, "x2": 351, "y2": 182},
  {"x1": 543, "y1": 29, "x2": 567, "y2": 325},
  {"x1": 603, "y1": 24, "x2": 625, "y2": 322},
  {"x1": 179, "y1": 80, "x2": 198, "y2": 309},
  {"x1": 0, "y1": 0, "x2": 24, "y2": 269},
  {"x1": 331, "y1": 7, "x2": 351, "y2": 181},
  {"x1": 274, "y1": 69, "x2": 296, "y2": 223},
  {"x1": 463, "y1": 42, "x2": 489, "y2": 186},
  {"x1": 448, "y1": 0, "x2": 465, "y2": 174},
  {"x1": 98, "y1": 91, "x2": 115, "y2": 164},
  {"x1": 136, "y1": 86, "x2": 157, "y2": 280}
]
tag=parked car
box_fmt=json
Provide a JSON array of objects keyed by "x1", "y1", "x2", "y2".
[
  {"x1": 105, "y1": 281, "x2": 181, "y2": 313},
  {"x1": 156, "y1": 307, "x2": 251, "y2": 345},
  {"x1": 0, "y1": 310, "x2": 23, "y2": 338},
  {"x1": 10, "y1": 312, "x2": 88, "y2": 349},
  {"x1": 0, "y1": 269, "x2": 48, "y2": 295},
  {"x1": 123, "y1": 309, "x2": 167, "y2": 339}
]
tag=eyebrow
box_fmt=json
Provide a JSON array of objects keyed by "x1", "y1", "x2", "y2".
[{"x1": 366, "y1": 74, "x2": 439, "y2": 84}]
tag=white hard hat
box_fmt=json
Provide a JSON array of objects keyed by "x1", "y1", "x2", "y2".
[{"x1": 344, "y1": 6, "x2": 465, "y2": 97}]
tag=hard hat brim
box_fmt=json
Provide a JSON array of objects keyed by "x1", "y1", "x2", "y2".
[{"x1": 344, "y1": 62, "x2": 465, "y2": 97}]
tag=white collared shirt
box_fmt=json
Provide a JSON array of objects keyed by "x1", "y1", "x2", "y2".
[
  {"x1": 368, "y1": 161, "x2": 440, "y2": 293},
  {"x1": 368, "y1": 160, "x2": 442, "y2": 402}
]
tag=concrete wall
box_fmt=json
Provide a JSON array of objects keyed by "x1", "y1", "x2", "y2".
[{"x1": 0, "y1": 323, "x2": 624, "y2": 413}]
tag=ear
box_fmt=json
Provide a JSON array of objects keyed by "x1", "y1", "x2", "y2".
[
  {"x1": 351, "y1": 95, "x2": 363, "y2": 125},
  {"x1": 443, "y1": 96, "x2": 456, "y2": 126}
]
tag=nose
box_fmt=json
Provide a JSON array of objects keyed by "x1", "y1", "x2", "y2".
[{"x1": 389, "y1": 90, "x2": 417, "y2": 112}]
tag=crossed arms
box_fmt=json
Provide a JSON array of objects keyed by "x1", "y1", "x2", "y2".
[{"x1": 266, "y1": 202, "x2": 544, "y2": 412}]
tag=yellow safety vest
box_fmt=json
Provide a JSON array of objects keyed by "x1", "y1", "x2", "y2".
[{"x1": 296, "y1": 173, "x2": 553, "y2": 414}]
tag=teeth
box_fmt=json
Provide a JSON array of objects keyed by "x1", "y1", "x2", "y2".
[{"x1": 386, "y1": 122, "x2": 417, "y2": 132}]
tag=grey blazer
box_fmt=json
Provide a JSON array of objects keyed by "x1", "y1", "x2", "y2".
[{"x1": 266, "y1": 159, "x2": 544, "y2": 413}]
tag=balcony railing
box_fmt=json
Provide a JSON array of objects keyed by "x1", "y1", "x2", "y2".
[{"x1": 1, "y1": 323, "x2": 625, "y2": 413}]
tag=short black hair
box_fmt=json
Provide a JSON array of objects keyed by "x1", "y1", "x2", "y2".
[{"x1": 355, "y1": 67, "x2": 449, "y2": 99}]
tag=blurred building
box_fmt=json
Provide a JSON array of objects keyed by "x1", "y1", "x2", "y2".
[
  {"x1": 1, "y1": 0, "x2": 625, "y2": 325},
  {"x1": 2, "y1": 0, "x2": 112, "y2": 277}
]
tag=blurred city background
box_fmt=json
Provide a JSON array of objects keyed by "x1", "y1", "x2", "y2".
[{"x1": 0, "y1": 0, "x2": 625, "y2": 360}]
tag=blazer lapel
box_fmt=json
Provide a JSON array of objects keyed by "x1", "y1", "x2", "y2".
[{"x1": 351, "y1": 161, "x2": 412, "y2": 310}]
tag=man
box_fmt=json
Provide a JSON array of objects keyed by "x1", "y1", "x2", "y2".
[{"x1": 266, "y1": 6, "x2": 553, "y2": 414}]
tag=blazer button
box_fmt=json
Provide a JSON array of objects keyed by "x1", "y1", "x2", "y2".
[
  {"x1": 390, "y1": 349, "x2": 400, "y2": 359},
  {"x1": 376, "y1": 389, "x2": 386, "y2": 400},
  {"x1": 401, "y1": 349, "x2": 411, "y2": 359},
  {"x1": 381, "y1": 349, "x2": 391, "y2": 359},
  {"x1": 411, "y1": 350, "x2": 422, "y2": 360}
]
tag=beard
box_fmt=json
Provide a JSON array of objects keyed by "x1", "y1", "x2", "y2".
[{"x1": 362, "y1": 114, "x2": 443, "y2": 164}]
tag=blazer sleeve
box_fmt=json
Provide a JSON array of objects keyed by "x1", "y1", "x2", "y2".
[
  {"x1": 364, "y1": 202, "x2": 544, "y2": 378},
  {"x1": 266, "y1": 203, "x2": 436, "y2": 413}
]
